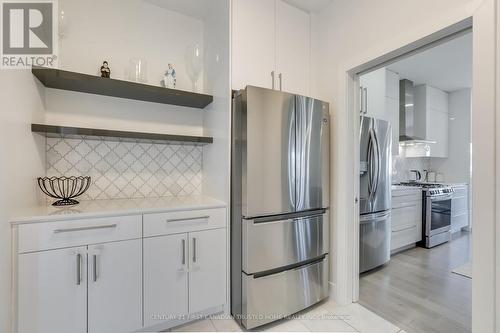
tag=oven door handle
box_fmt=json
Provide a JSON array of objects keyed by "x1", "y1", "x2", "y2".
[{"x1": 430, "y1": 194, "x2": 453, "y2": 201}]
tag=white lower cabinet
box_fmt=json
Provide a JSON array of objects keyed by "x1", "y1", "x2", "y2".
[
  {"x1": 391, "y1": 188, "x2": 422, "y2": 252},
  {"x1": 144, "y1": 233, "x2": 189, "y2": 327},
  {"x1": 144, "y1": 228, "x2": 226, "y2": 328},
  {"x1": 451, "y1": 185, "x2": 469, "y2": 232},
  {"x1": 88, "y1": 239, "x2": 142, "y2": 333},
  {"x1": 188, "y1": 229, "x2": 226, "y2": 313},
  {"x1": 14, "y1": 207, "x2": 228, "y2": 333},
  {"x1": 18, "y1": 240, "x2": 142, "y2": 333},
  {"x1": 18, "y1": 247, "x2": 87, "y2": 333}
]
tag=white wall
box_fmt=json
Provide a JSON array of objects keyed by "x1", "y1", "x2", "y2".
[
  {"x1": 48, "y1": 0, "x2": 206, "y2": 135},
  {"x1": 0, "y1": 71, "x2": 46, "y2": 333},
  {"x1": 310, "y1": 0, "x2": 479, "y2": 304},
  {"x1": 430, "y1": 88, "x2": 472, "y2": 183},
  {"x1": 59, "y1": 0, "x2": 204, "y2": 92}
]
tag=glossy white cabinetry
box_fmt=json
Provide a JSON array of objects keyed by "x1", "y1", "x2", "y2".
[
  {"x1": 144, "y1": 233, "x2": 189, "y2": 327},
  {"x1": 232, "y1": 0, "x2": 310, "y2": 95},
  {"x1": 88, "y1": 240, "x2": 142, "y2": 333},
  {"x1": 414, "y1": 85, "x2": 449, "y2": 158},
  {"x1": 13, "y1": 202, "x2": 228, "y2": 333},
  {"x1": 275, "y1": 0, "x2": 310, "y2": 95},
  {"x1": 18, "y1": 247, "x2": 87, "y2": 333},
  {"x1": 143, "y1": 209, "x2": 226, "y2": 329},
  {"x1": 188, "y1": 229, "x2": 226, "y2": 313},
  {"x1": 391, "y1": 187, "x2": 422, "y2": 252},
  {"x1": 16, "y1": 216, "x2": 142, "y2": 333},
  {"x1": 451, "y1": 185, "x2": 469, "y2": 232},
  {"x1": 232, "y1": 0, "x2": 275, "y2": 90},
  {"x1": 359, "y1": 68, "x2": 400, "y2": 155}
]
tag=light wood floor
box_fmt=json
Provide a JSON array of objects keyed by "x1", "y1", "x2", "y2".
[{"x1": 359, "y1": 231, "x2": 472, "y2": 333}]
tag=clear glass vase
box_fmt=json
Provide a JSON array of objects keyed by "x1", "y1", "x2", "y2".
[
  {"x1": 128, "y1": 58, "x2": 148, "y2": 83},
  {"x1": 185, "y1": 44, "x2": 203, "y2": 92}
]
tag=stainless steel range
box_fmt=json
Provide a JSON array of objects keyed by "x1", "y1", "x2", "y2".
[{"x1": 398, "y1": 182, "x2": 454, "y2": 248}]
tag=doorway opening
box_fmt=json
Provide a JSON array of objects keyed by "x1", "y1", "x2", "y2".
[{"x1": 355, "y1": 28, "x2": 473, "y2": 333}]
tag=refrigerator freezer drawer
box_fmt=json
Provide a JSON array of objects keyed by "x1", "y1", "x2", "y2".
[
  {"x1": 359, "y1": 211, "x2": 391, "y2": 273},
  {"x1": 241, "y1": 255, "x2": 329, "y2": 329},
  {"x1": 242, "y1": 211, "x2": 328, "y2": 274}
]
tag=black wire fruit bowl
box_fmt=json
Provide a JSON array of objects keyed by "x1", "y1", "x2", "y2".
[{"x1": 37, "y1": 176, "x2": 91, "y2": 206}]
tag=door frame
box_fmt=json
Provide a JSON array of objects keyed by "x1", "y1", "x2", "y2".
[{"x1": 337, "y1": 1, "x2": 497, "y2": 331}]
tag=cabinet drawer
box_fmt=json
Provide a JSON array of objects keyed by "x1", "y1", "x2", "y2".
[
  {"x1": 452, "y1": 186, "x2": 468, "y2": 197},
  {"x1": 451, "y1": 213, "x2": 469, "y2": 231},
  {"x1": 144, "y1": 208, "x2": 226, "y2": 237},
  {"x1": 17, "y1": 215, "x2": 142, "y2": 253},
  {"x1": 452, "y1": 196, "x2": 468, "y2": 215},
  {"x1": 391, "y1": 226, "x2": 420, "y2": 251},
  {"x1": 392, "y1": 192, "x2": 421, "y2": 205},
  {"x1": 391, "y1": 203, "x2": 421, "y2": 232}
]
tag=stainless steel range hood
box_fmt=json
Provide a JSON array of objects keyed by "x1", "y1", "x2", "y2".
[{"x1": 399, "y1": 79, "x2": 435, "y2": 144}]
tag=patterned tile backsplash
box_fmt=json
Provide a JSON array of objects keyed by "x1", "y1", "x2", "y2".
[
  {"x1": 392, "y1": 156, "x2": 430, "y2": 183},
  {"x1": 46, "y1": 136, "x2": 202, "y2": 200}
]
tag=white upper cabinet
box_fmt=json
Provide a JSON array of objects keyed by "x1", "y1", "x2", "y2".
[
  {"x1": 276, "y1": 0, "x2": 310, "y2": 95},
  {"x1": 414, "y1": 85, "x2": 449, "y2": 158},
  {"x1": 232, "y1": 0, "x2": 276, "y2": 90},
  {"x1": 360, "y1": 68, "x2": 400, "y2": 155},
  {"x1": 232, "y1": 0, "x2": 311, "y2": 96}
]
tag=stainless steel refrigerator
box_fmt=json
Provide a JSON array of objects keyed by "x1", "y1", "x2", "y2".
[
  {"x1": 231, "y1": 86, "x2": 330, "y2": 329},
  {"x1": 359, "y1": 116, "x2": 392, "y2": 273}
]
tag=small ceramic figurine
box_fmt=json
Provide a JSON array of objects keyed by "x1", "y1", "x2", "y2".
[
  {"x1": 100, "y1": 61, "x2": 111, "y2": 78},
  {"x1": 162, "y1": 63, "x2": 176, "y2": 89}
]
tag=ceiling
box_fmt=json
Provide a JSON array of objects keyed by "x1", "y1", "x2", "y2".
[
  {"x1": 145, "y1": 0, "x2": 334, "y2": 17},
  {"x1": 143, "y1": 0, "x2": 212, "y2": 20},
  {"x1": 387, "y1": 32, "x2": 472, "y2": 92},
  {"x1": 282, "y1": 0, "x2": 334, "y2": 13}
]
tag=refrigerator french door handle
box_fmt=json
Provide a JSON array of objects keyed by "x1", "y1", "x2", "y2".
[
  {"x1": 366, "y1": 129, "x2": 374, "y2": 196},
  {"x1": 288, "y1": 100, "x2": 296, "y2": 210},
  {"x1": 295, "y1": 96, "x2": 306, "y2": 210},
  {"x1": 371, "y1": 128, "x2": 381, "y2": 196}
]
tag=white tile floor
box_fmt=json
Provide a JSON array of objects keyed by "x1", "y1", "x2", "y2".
[{"x1": 172, "y1": 300, "x2": 406, "y2": 332}]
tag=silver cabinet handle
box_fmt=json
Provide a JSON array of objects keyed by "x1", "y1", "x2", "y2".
[
  {"x1": 363, "y1": 87, "x2": 368, "y2": 114},
  {"x1": 166, "y1": 216, "x2": 209, "y2": 223},
  {"x1": 278, "y1": 73, "x2": 283, "y2": 91},
  {"x1": 76, "y1": 253, "x2": 82, "y2": 285},
  {"x1": 181, "y1": 239, "x2": 186, "y2": 265},
  {"x1": 192, "y1": 238, "x2": 197, "y2": 263},
  {"x1": 271, "y1": 71, "x2": 275, "y2": 90},
  {"x1": 359, "y1": 87, "x2": 364, "y2": 114},
  {"x1": 54, "y1": 224, "x2": 117, "y2": 234},
  {"x1": 92, "y1": 254, "x2": 98, "y2": 282}
]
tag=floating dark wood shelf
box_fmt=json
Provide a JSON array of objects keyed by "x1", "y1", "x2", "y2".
[
  {"x1": 31, "y1": 124, "x2": 213, "y2": 145},
  {"x1": 32, "y1": 66, "x2": 213, "y2": 109}
]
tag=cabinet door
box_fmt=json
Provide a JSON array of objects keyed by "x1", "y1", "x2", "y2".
[
  {"x1": 386, "y1": 97, "x2": 400, "y2": 155},
  {"x1": 18, "y1": 247, "x2": 87, "y2": 333},
  {"x1": 188, "y1": 228, "x2": 227, "y2": 313},
  {"x1": 360, "y1": 69, "x2": 386, "y2": 120},
  {"x1": 428, "y1": 110, "x2": 449, "y2": 157},
  {"x1": 232, "y1": 0, "x2": 276, "y2": 90},
  {"x1": 385, "y1": 70, "x2": 400, "y2": 100},
  {"x1": 144, "y1": 233, "x2": 188, "y2": 327},
  {"x1": 88, "y1": 239, "x2": 142, "y2": 333},
  {"x1": 276, "y1": 0, "x2": 310, "y2": 95}
]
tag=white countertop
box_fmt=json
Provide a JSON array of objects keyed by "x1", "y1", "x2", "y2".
[{"x1": 10, "y1": 195, "x2": 227, "y2": 224}]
